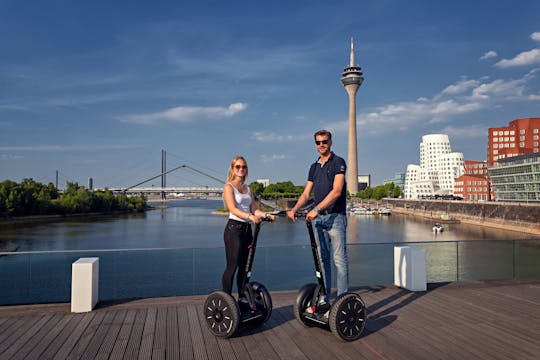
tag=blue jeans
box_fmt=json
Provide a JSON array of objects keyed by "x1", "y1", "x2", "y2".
[{"x1": 312, "y1": 213, "x2": 349, "y2": 299}]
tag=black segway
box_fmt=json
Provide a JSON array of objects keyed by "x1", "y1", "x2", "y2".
[
  {"x1": 204, "y1": 217, "x2": 273, "y2": 338},
  {"x1": 293, "y1": 211, "x2": 367, "y2": 341}
]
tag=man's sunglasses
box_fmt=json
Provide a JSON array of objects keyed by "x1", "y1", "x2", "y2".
[
  {"x1": 234, "y1": 165, "x2": 248, "y2": 169},
  {"x1": 315, "y1": 139, "x2": 329, "y2": 145}
]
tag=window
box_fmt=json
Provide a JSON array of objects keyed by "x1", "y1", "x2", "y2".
[
  {"x1": 499, "y1": 137, "x2": 504, "y2": 142},
  {"x1": 510, "y1": 130, "x2": 515, "y2": 135},
  {"x1": 511, "y1": 143, "x2": 515, "y2": 148},
  {"x1": 493, "y1": 131, "x2": 498, "y2": 136},
  {"x1": 520, "y1": 136, "x2": 525, "y2": 141},
  {"x1": 520, "y1": 142, "x2": 525, "y2": 147},
  {"x1": 494, "y1": 144, "x2": 499, "y2": 148},
  {"x1": 520, "y1": 129, "x2": 526, "y2": 134},
  {"x1": 534, "y1": 135, "x2": 539, "y2": 140},
  {"x1": 504, "y1": 131, "x2": 509, "y2": 135},
  {"x1": 493, "y1": 150, "x2": 498, "y2": 154},
  {"x1": 493, "y1": 138, "x2": 498, "y2": 142},
  {"x1": 534, "y1": 129, "x2": 539, "y2": 134}
]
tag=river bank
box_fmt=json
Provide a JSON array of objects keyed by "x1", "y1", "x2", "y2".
[{"x1": 384, "y1": 199, "x2": 540, "y2": 236}]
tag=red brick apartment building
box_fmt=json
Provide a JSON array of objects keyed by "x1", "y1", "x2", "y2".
[
  {"x1": 487, "y1": 117, "x2": 540, "y2": 166},
  {"x1": 454, "y1": 160, "x2": 490, "y2": 201}
]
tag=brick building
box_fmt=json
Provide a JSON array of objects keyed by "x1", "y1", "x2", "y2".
[
  {"x1": 487, "y1": 117, "x2": 540, "y2": 166},
  {"x1": 454, "y1": 160, "x2": 490, "y2": 201}
]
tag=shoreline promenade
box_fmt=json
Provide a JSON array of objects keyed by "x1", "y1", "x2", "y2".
[{"x1": 0, "y1": 279, "x2": 538, "y2": 359}]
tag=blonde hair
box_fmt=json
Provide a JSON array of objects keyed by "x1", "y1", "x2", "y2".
[{"x1": 226, "y1": 156, "x2": 248, "y2": 183}]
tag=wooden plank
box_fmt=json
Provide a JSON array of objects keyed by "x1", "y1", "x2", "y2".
[
  {"x1": 122, "y1": 309, "x2": 147, "y2": 360},
  {"x1": 177, "y1": 306, "x2": 194, "y2": 360},
  {"x1": 166, "y1": 307, "x2": 180, "y2": 360},
  {"x1": 23, "y1": 314, "x2": 74, "y2": 359},
  {"x1": 186, "y1": 305, "x2": 209, "y2": 360},
  {"x1": 0, "y1": 314, "x2": 52, "y2": 360},
  {"x1": 151, "y1": 307, "x2": 167, "y2": 360},
  {"x1": 39, "y1": 314, "x2": 80, "y2": 359},
  {"x1": 138, "y1": 307, "x2": 157, "y2": 360},
  {"x1": 261, "y1": 305, "x2": 308, "y2": 360},
  {"x1": 94, "y1": 310, "x2": 127, "y2": 360},
  {"x1": 271, "y1": 305, "x2": 335, "y2": 360},
  {"x1": 66, "y1": 311, "x2": 106, "y2": 359},
  {"x1": 53, "y1": 312, "x2": 95, "y2": 360},
  {"x1": 195, "y1": 303, "x2": 225, "y2": 360},
  {"x1": 78, "y1": 310, "x2": 117, "y2": 360},
  {"x1": 109, "y1": 309, "x2": 137, "y2": 360},
  {"x1": 0, "y1": 316, "x2": 36, "y2": 353}
]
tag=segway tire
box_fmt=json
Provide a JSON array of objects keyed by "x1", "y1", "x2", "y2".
[
  {"x1": 204, "y1": 290, "x2": 240, "y2": 338},
  {"x1": 329, "y1": 292, "x2": 367, "y2": 341},
  {"x1": 294, "y1": 283, "x2": 318, "y2": 327},
  {"x1": 248, "y1": 281, "x2": 273, "y2": 325}
]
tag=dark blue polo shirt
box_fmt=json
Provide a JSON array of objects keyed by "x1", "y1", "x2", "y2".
[{"x1": 308, "y1": 152, "x2": 347, "y2": 213}]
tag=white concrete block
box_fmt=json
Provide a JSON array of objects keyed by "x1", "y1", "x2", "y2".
[
  {"x1": 394, "y1": 246, "x2": 427, "y2": 291},
  {"x1": 71, "y1": 257, "x2": 99, "y2": 313}
]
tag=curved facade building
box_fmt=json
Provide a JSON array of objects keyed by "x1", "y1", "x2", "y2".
[{"x1": 404, "y1": 134, "x2": 464, "y2": 199}]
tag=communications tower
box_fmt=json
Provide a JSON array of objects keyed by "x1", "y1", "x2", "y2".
[{"x1": 341, "y1": 37, "x2": 364, "y2": 195}]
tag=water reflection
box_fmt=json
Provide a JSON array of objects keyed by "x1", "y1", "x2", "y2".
[{"x1": 0, "y1": 199, "x2": 536, "y2": 252}]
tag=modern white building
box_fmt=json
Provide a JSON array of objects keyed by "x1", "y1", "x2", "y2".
[{"x1": 404, "y1": 134, "x2": 464, "y2": 199}]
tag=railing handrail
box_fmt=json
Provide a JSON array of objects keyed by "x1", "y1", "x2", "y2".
[{"x1": 3, "y1": 238, "x2": 540, "y2": 255}]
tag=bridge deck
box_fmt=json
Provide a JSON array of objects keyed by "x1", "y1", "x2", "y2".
[{"x1": 0, "y1": 279, "x2": 539, "y2": 360}]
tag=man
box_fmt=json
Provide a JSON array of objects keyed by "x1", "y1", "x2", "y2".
[{"x1": 287, "y1": 129, "x2": 349, "y2": 306}]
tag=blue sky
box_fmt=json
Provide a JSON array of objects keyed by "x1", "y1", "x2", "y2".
[{"x1": 1, "y1": 0, "x2": 539, "y2": 189}]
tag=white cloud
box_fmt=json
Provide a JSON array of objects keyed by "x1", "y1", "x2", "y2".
[
  {"x1": 441, "y1": 79, "x2": 479, "y2": 95},
  {"x1": 260, "y1": 154, "x2": 288, "y2": 163},
  {"x1": 438, "y1": 125, "x2": 487, "y2": 138},
  {"x1": 494, "y1": 48, "x2": 540, "y2": 68},
  {"x1": 0, "y1": 144, "x2": 140, "y2": 152},
  {"x1": 252, "y1": 132, "x2": 309, "y2": 142},
  {"x1": 0, "y1": 154, "x2": 24, "y2": 160},
  {"x1": 480, "y1": 51, "x2": 497, "y2": 61},
  {"x1": 531, "y1": 32, "x2": 540, "y2": 42},
  {"x1": 119, "y1": 102, "x2": 248, "y2": 124},
  {"x1": 471, "y1": 71, "x2": 534, "y2": 100}
]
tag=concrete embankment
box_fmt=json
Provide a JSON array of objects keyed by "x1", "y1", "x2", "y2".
[{"x1": 383, "y1": 198, "x2": 540, "y2": 236}]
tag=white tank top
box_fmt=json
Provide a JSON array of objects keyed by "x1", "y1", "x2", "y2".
[{"x1": 228, "y1": 183, "x2": 252, "y2": 222}]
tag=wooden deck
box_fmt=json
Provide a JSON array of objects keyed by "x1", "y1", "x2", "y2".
[{"x1": 0, "y1": 279, "x2": 539, "y2": 360}]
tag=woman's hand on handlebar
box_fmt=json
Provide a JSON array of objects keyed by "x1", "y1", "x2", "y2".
[
  {"x1": 286, "y1": 210, "x2": 297, "y2": 222},
  {"x1": 305, "y1": 209, "x2": 318, "y2": 222}
]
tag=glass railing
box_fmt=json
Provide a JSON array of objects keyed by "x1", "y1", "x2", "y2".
[{"x1": 1, "y1": 239, "x2": 539, "y2": 305}]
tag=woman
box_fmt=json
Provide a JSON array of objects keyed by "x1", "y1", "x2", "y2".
[{"x1": 222, "y1": 156, "x2": 275, "y2": 298}]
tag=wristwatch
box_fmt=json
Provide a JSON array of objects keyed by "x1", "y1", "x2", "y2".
[{"x1": 313, "y1": 207, "x2": 320, "y2": 214}]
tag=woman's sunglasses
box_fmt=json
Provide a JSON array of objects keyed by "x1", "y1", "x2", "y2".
[{"x1": 234, "y1": 165, "x2": 248, "y2": 169}]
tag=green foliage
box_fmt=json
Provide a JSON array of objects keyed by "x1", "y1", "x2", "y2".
[
  {"x1": 0, "y1": 179, "x2": 147, "y2": 217},
  {"x1": 262, "y1": 181, "x2": 303, "y2": 198},
  {"x1": 249, "y1": 182, "x2": 264, "y2": 197},
  {"x1": 355, "y1": 182, "x2": 402, "y2": 200}
]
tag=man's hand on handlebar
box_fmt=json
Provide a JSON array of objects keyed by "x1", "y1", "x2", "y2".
[{"x1": 287, "y1": 209, "x2": 316, "y2": 222}]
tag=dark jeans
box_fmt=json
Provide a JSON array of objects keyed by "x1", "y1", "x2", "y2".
[{"x1": 222, "y1": 219, "x2": 252, "y2": 296}]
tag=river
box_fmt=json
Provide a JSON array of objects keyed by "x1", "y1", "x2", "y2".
[{"x1": 0, "y1": 199, "x2": 535, "y2": 252}]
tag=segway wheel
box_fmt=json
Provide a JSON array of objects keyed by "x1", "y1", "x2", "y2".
[
  {"x1": 293, "y1": 283, "x2": 318, "y2": 327},
  {"x1": 247, "y1": 281, "x2": 273, "y2": 325},
  {"x1": 329, "y1": 292, "x2": 367, "y2": 341},
  {"x1": 204, "y1": 291, "x2": 240, "y2": 338}
]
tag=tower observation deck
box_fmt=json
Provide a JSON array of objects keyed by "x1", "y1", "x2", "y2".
[{"x1": 341, "y1": 37, "x2": 364, "y2": 195}]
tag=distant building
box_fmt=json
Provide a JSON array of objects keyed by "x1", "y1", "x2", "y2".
[
  {"x1": 454, "y1": 160, "x2": 490, "y2": 201},
  {"x1": 256, "y1": 179, "x2": 270, "y2": 187},
  {"x1": 358, "y1": 174, "x2": 370, "y2": 190},
  {"x1": 87, "y1": 177, "x2": 93, "y2": 190},
  {"x1": 404, "y1": 134, "x2": 464, "y2": 199},
  {"x1": 488, "y1": 152, "x2": 540, "y2": 202},
  {"x1": 384, "y1": 172, "x2": 405, "y2": 189},
  {"x1": 487, "y1": 117, "x2": 540, "y2": 166}
]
